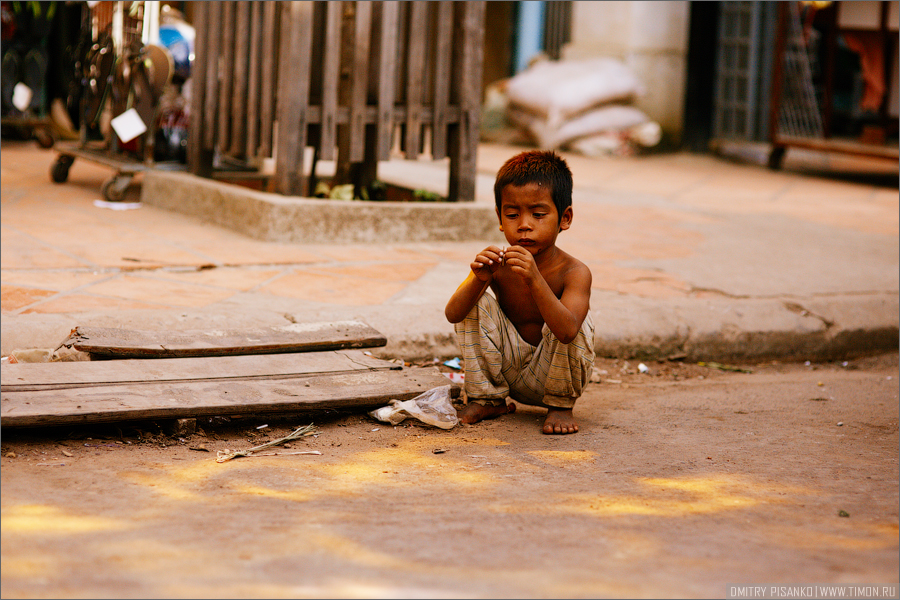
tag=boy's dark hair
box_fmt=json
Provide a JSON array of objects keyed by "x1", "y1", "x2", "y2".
[{"x1": 493, "y1": 150, "x2": 573, "y2": 223}]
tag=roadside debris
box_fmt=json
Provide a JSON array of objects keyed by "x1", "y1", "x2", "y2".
[
  {"x1": 216, "y1": 423, "x2": 319, "y2": 463},
  {"x1": 443, "y1": 372, "x2": 464, "y2": 385},
  {"x1": 368, "y1": 385, "x2": 459, "y2": 430},
  {"x1": 697, "y1": 361, "x2": 753, "y2": 373},
  {"x1": 93, "y1": 199, "x2": 142, "y2": 211}
]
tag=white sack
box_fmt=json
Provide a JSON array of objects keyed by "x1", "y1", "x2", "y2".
[
  {"x1": 505, "y1": 57, "x2": 645, "y2": 129},
  {"x1": 508, "y1": 104, "x2": 650, "y2": 150}
]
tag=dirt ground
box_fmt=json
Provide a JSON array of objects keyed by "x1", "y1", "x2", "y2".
[{"x1": 2, "y1": 353, "x2": 898, "y2": 599}]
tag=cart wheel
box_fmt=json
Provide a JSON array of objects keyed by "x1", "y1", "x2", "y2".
[
  {"x1": 50, "y1": 155, "x2": 74, "y2": 183},
  {"x1": 34, "y1": 127, "x2": 54, "y2": 149},
  {"x1": 101, "y1": 174, "x2": 132, "y2": 202}
]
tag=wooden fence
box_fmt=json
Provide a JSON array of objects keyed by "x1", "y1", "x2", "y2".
[{"x1": 187, "y1": 1, "x2": 486, "y2": 201}]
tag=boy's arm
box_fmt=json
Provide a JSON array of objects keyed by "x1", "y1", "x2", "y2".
[
  {"x1": 445, "y1": 245, "x2": 505, "y2": 323},
  {"x1": 528, "y1": 264, "x2": 592, "y2": 343},
  {"x1": 504, "y1": 248, "x2": 591, "y2": 343}
]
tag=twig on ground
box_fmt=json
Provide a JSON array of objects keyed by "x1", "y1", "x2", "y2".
[
  {"x1": 216, "y1": 424, "x2": 319, "y2": 463},
  {"x1": 698, "y1": 361, "x2": 753, "y2": 373}
]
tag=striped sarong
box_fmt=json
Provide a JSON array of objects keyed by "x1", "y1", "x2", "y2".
[{"x1": 454, "y1": 292, "x2": 594, "y2": 409}]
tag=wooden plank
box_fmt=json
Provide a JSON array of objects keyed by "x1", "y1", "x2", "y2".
[
  {"x1": 55, "y1": 321, "x2": 387, "y2": 359},
  {"x1": 349, "y1": 0, "x2": 372, "y2": 163},
  {"x1": 376, "y1": 1, "x2": 399, "y2": 160},
  {"x1": 1, "y1": 368, "x2": 458, "y2": 428},
  {"x1": 203, "y1": 2, "x2": 221, "y2": 149},
  {"x1": 259, "y1": 0, "x2": 279, "y2": 157},
  {"x1": 245, "y1": 1, "x2": 264, "y2": 158},
  {"x1": 404, "y1": 1, "x2": 428, "y2": 159},
  {"x1": 318, "y1": 0, "x2": 342, "y2": 161},
  {"x1": 2, "y1": 350, "x2": 398, "y2": 392},
  {"x1": 774, "y1": 134, "x2": 900, "y2": 159},
  {"x1": 431, "y1": 1, "x2": 453, "y2": 160},
  {"x1": 230, "y1": 0, "x2": 252, "y2": 157},
  {"x1": 217, "y1": 1, "x2": 235, "y2": 153}
]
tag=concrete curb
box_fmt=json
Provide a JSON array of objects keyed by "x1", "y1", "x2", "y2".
[
  {"x1": 4, "y1": 292, "x2": 896, "y2": 364},
  {"x1": 588, "y1": 292, "x2": 899, "y2": 363},
  {"x1": 141, "y1": 170, "x2": 499, "y2": 243}
]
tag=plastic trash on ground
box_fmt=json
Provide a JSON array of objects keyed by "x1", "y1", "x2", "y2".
[
  {"x1": 368, "y1": 385, "x2": 459, "y2": 429},
  {"x1": 443, "y1": 372, "x2": 464, "y2": 385}
]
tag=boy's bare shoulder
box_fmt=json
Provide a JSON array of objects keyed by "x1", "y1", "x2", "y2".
[
  {"x1": 557, "y1": 249, "x2": 591, "y2": 279},
  {"x1": 548, "y1": 248, "x2": 591, "y2": 294}
]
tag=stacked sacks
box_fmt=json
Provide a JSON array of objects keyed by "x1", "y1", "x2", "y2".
[{"x1": 504, "y1": 57, "x2": 661, "y2": 156}]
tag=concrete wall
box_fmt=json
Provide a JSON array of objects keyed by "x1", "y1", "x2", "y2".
[{"x1": 563, "y1": 0, "x2": 690, "y2": 145}]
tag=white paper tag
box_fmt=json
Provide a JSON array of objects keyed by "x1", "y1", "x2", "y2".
[
  {"x1": 12, "y1": 83, "x2": 32, "y2": 111},
  {"x1": 110, "y1": 108, "x2": 147, "y2": 143}
]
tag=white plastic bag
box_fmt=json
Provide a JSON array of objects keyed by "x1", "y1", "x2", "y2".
[{"x1": 368, "y1": 385, "x2": 459, "y2": 429}]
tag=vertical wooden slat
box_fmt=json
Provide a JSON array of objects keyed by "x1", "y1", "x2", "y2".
[
  {"x1": 376, "y1": 1, "x2": 399, "y2": 160},
  {"x1": 404, "y1": 1, "x2": 427, "y2": 159},
  {"x1": 275, "y1": 1, "x2": 314, "y2": 196},
  {"x1": 349, "y1": 1, "x2": 372, "y2": 163},
  {"x1": 230, "y1": 1, "x2": 252, "y2": 157},
  {"x1": 203, "y1": 2, "x2": 221, "y2": 149},
  {"x1": 217, "y1": 1, "x2": 235, "y2": 153},
  {"x1": 431, "y1": 1, "x2": 452, "y2": 160},
  {"x1": 259, "y1": 1, "x2": 279, "y2": 157},
  {"x1": 188, "y1": 1, "x2": 208, "y2": 174},
  {"x1": 319, "y1": 1, "x2": 342, "y2": 161},
  {"x1": 448, "y1": 1, "x2": 484, "y2": 202},
  {"x1": 246, "y1": 1, "x2": 264, "y2": 158}
]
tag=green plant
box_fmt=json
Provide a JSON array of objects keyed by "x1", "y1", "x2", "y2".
[{"x1": 413, "y1": 189, "x2": 442, "y2": 202}]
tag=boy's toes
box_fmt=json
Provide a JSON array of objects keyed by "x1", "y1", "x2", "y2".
[{"x1": 542, "y1": 409, "x2": 579, "y2": 435}]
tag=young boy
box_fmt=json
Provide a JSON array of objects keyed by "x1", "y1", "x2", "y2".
[{"x1": 445, "y1": 150, "x2": 594, "y2": 435}]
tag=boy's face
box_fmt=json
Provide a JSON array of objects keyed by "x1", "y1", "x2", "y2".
[{"x1": 497, "y1": 183, "x2": 572, "y2": 255}]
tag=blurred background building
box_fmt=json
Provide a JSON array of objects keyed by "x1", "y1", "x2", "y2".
[{"x1": 3, "y1": 1, "x2": 897, "y2": 198}]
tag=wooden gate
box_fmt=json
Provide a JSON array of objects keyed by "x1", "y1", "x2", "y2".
[{"x1": 187, "y1": 1, "x2": 485, "y2": 202}]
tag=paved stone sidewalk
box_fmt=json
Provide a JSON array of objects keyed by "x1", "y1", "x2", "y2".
[{"x1": 1, "y1": 138, "x2": 897, "y2": 362}]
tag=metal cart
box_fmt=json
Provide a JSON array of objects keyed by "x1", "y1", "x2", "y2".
[{"x1": 49, "y1": 1, "x2": 179, "y2": 202}]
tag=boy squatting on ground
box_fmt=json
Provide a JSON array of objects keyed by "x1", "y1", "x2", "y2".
[{"x1": 445, "y1": 150, "x2": 595, "y2": 435}]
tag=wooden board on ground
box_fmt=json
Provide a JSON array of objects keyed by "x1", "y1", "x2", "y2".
[
  {"x1": 58, "y1": 320, "x2": 387, "y2": 358},
  {"x1": 1, "y1": 350, "x2": 398, "y2": 392},
  {"x1": 1, "y1": 367, "x2": 457, "y2": 428}
]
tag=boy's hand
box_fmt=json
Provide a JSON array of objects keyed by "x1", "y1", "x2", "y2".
[
  {"x1": 503, "y1": 245, "x2": 541, "y2": 286},
  {"x1": 471, "y1": 245, "x2": 506, "y2": 282}
]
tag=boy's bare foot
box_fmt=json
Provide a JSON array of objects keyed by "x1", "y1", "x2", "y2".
[
  {"x1": 543, "y1": 408, "x2": 578, "y2": 435},
  {"x1": 457, "y1": 400, "x2": 516, "y2": 424}
]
